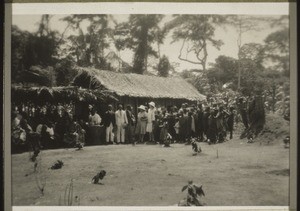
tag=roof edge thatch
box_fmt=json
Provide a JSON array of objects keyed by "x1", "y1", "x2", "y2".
[{"x1": 72, "y1": 66, "x2": 206, "y2": 101}]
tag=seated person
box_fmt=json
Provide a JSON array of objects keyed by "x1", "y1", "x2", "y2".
[
  {"x1": 89, "y1": 108, "x2": 102, "y2": 126},
  {"x1": 20, "y1": 119, "x2": 41, "y2": 161},
  {"x1": 12, "y1": 113, "x2": 26, "y2": 146},
  {"x1": 36, "y1": 121, "x2": 56, "y2": 149},
  {"x1": 63, "y1": 121, "x2": 86, "y2": 149}
]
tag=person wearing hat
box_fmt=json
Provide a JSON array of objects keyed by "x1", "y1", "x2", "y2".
[
  {"x1": 135, "y1": 105, "x2": 148, "y2": 144},
  {"x1": 146, "y1": 102, "x2": 156, "y2": 143}
]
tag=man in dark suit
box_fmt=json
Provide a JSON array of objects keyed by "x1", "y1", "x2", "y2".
[{"x1": 103, "y1": 104, "x2": 116, "y2": 144}]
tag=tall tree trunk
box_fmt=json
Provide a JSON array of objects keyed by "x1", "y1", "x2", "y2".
[
  {"x1": 144, "y1": 27, "x2": 149, "y2": 72},
  {"x1": 132, "y1": 24, "x2": 148, "y2": 74},
  {"x1": 237, "y1": 20, "x2": 242, "y2": 90},
  {"x1": 272, "y1": 86, "x2": 276, "y2": 113},
  {"x1": 240, "y1": 95, "x2": 265, "y2": 139}
]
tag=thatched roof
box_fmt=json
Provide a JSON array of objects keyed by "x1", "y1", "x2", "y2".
[
  {"x1": 73, "y1": 67, "x2": 206, "y2": 101},
  {"x1": 11, "y1": 85, "x2": 118, "y2": 102}
]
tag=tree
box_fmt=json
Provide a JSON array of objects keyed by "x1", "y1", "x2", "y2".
[
  {"x1": 114, "y1": 15, "x2": 164, "y2": 74},
  {"x1": 259, "y1": 69, "x2": 289, "y2": 114},
  {"x1": 263, "y1": 28, "x2": 289, "y2": 76},
  {"x1": 206, "y1": 55, "x2": 238, "y2": 91},
  {"x1": 156, "y1": 55, "x2": 171, "y2": 77},
  {"x1": 11, "y1": 15, "x2": 60, "y2": 85},
  {"x1": 61, "y1": 15, "x2": 114, "y2": 68},
  {"x1": 165, "y1": 15, "x2": 224, "y2": 72},
  {"x1": 239, "y1": 43, "x2": 265, "y2": 70},
  {"x1": 269, "y1": 15, "x2": 289, "y2": 28},
  {"x1": 240, "y1": 94, "x2": 266, "y2": 139},
  {"x1": 11, "y1": 25, "x2": 30, "y2": 82},
  {"x1": 55, "y1": 56, "x2": 77, "y2": 86},
  {"x1": 31, "y1": 15, "x2": 59, "y2": 67},
  {"x1": 180, "y1": 69, "x2": 211, "y2": 94},
  {"x1": 225, "y1": 15, "x2": 273, "y2": 90}
]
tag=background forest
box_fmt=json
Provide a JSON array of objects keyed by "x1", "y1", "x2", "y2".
[{"x1": 12, "y1": 14, "x2": 290, "y2": 115}]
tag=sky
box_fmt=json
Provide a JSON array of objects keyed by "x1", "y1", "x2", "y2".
[{"x1": 12, "y1": 14, "x2": 288, "y2": 72}]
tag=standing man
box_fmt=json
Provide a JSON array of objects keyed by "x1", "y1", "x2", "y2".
[
  {"x1": 203, "y1": 106, "x2": 210, "y2": 141},
  {"x1": 125, "y1": 105, "x2": 136, "y2": 144},
  {"x1": 227, "y1": 106, "x2": 235, "y2": 139},
  {"x1": 115, "y1": 104, "x2": 128, "y2": 144},
  {"x1": 146, "y1": 102, "x2": 156, "y2": 143},
  {"x1": 197, "y1": 103, "x2": 204, "y2": 141},
  {"x1": 103, "y1": 104, "x2": 116, "y2": 145}
]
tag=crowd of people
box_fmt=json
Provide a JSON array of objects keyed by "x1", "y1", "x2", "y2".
[
  {"x1": 11, "y1": 102, "x2": 84, "y2": 153},
  {"x1": 88, "y1": 101, "x2": 237, "y2": 146},
  {"x1": 12, "y1": 94, "x2": 261, "y2": 155}
]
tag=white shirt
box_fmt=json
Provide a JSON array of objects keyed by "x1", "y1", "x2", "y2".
[
  {"x1": 89, "y1": 113, "x2": 102, "y2": 125},
  {"x1": 147, "y1": 108, "x2": 155, "y2": 123},
  {"x1": 115, "y1": 109, "x2": 128, "y2": 126}
]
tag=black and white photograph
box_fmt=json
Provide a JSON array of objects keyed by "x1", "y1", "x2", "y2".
[{"x1": 4, "y1": 2, "x2": 297, "y2": 210}]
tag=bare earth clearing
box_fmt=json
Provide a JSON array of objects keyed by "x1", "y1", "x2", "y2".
[{"x1": 12, "y1": 136, "x2": 289, "y2": 206}]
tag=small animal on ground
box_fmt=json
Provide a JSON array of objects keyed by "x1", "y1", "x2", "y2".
[
  {"x1": 50, "y1": 160, "x2": 64, "y2": 170},
  {"x1": 247, "y1": 133, "x2": 254, "y2": 143},
  {"x1": 92, "y1": 170, "x2": 106, "y2": 184},
  {"x1": 163, "y1": 133, "x2": 172, "y2": 147},
  {"x1": 283, "y1": 136, "x2": 290, "y2": 148},
  {"x1": 191, "y1": 139, "x2": 202, "y2": 155},
  {"x1": 179, "y1": 180, "x2": 205, "y2": 206}
]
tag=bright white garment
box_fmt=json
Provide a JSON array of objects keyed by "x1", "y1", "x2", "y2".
[
  {"x1": 106, "y1": 123, "x2": 114, "y2": 142},
  {"x1": 89, "y1": 113, "x2": 102, "y2": 125}
]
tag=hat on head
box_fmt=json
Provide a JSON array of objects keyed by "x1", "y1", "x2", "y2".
[
  {"x1": 149, "y1": 102, "x2": 155, "y2": 108},
  {"x1": 138, "y1": 105, "x2": 146, "y2": 111}
]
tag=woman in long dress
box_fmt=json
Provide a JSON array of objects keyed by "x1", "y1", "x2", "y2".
[
  {"x1": 135, "y1": 105, "x2": 148, "y2": 143},
  {"x1": 146, "y1": 102, "x2": 156, "y2": 142}
]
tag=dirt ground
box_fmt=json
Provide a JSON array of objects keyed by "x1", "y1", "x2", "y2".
[{"x1": 12, "y1": 135, "x2": 289, "y2": 206}]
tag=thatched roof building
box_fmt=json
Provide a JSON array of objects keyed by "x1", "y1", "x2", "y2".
[
  {"x1": 72, "y1": 67, "x2": 206, "y2": 103},
  {"x1": 11, "y1": 85, "x2": 117, "y2": 103}
]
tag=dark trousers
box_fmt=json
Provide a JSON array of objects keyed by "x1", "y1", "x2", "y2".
[{"x1": 240, "y1": 111, "x2": 249, "y2": 129}]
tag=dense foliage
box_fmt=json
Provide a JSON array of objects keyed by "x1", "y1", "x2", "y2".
[{"x1": 11, "y1": 14, "x2": 289, "y2": 114}]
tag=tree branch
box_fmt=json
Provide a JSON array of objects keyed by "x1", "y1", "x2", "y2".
[
  {"x1": 57, "y1": 23, "x2": 72, "y2": 45},
  {"x1": 178, "y1": 39, "x2": 202, "y2": 65},
  {"x1": 178, "y1": 56, "x2": 203, "y2": 65}
]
